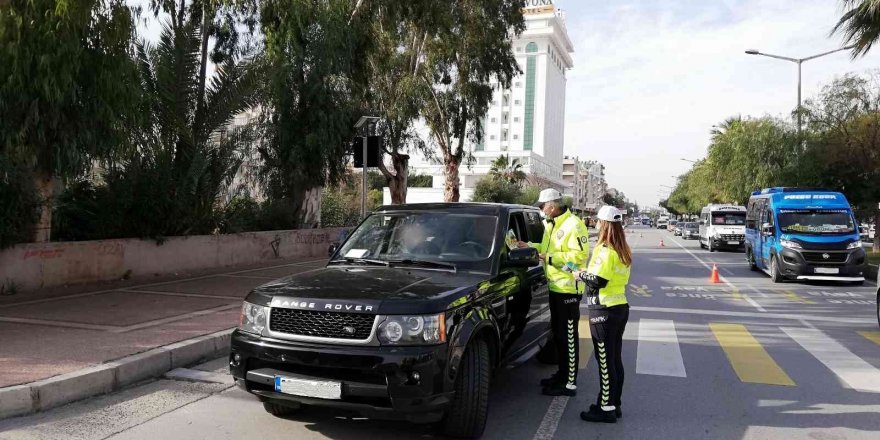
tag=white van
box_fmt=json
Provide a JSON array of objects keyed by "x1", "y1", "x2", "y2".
[
  {"x1": 699, "y1": 205, "x2": 747, "y2": 252},
  {"x1": 656, "y1": 215, "x2": 670, "y2": 229}
]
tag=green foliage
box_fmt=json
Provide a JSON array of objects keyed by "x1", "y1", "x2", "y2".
[
  {"x1": 471, "y1": 177, "x2": 522, "y2": 204},
  {"x1": 833, "y1": 1, "x2": 880, "y2": 58},
  {"x1": 489, "y1": 154, "x2": 527, "y2": 184},
  {"x1": 0, "y1": 158, "x2": 38, "y2": 248},
  {"x1": 408, "y1": 173, "x2": 434, "y2": 188},
  {"x1": 517, "y1": 185, "x2": 542, "y2": 206}
]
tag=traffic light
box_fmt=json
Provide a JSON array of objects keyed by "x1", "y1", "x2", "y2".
[{"x1": 353, "y1": 136, "x2": 382, "y2": 168}]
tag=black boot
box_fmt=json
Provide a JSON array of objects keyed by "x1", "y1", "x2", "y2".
[
  {"x1": 589, "y1": 404, "x2": 622, "y2": 419},
  {"x1": 541, "y1": 382, "x2": 576, "y2": 397},
  {"x1": 580, "y1": 406, "x2": 617, "y2": 423}
]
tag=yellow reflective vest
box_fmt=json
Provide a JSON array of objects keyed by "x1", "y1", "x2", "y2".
[
  {"x1": 586, "y1": 244, "x2": 630, "y2": 307},
  {"x1": 529, "y1": 209, "x2": 590, "y2": 294}
]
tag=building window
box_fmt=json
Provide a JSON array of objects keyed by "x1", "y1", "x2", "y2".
[
  {"x1": 526, "y1": 42, "x2": 538, "y2": 53},
  {"x1": 514, "y1": 81, "x2": 522, "y2": 88},
  {"x1": 491, "y1": 117, "x2": 497, "y2": 123},
  {"x1": 524, "y1": 46, "x2": 537, "y2": 150},
  {"x1": 514, "y1": 99, "x2": 521, "y2": 106},
  {"x1": 502, "y1": 112, "x2": 509, "y2": 124},
  {"x1": 516, "y1": 46, "x2": 523, "y2": 53},
  {"x1": 490, "y1": 135, "x2": 496, "y2": 140},
  {"x1": 513, "y1": 134, "x2": 519, "y2": 140},
  {"x1": 502, "y1": 95, "x2": 510, "y2": 106},
  {"x1": 514, "y1": 117, "x2": 520, "y2": 123},
  {"x1": 502, "y1": 129, "x2": 508, "y2": 141},
  {"x1": 501, "y1": 144, "x2": 508, "y2": 151}
]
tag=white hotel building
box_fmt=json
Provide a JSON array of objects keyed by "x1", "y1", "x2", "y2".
[{"x1": 401, "y1": 2, "x2": 574, "y2": 203}]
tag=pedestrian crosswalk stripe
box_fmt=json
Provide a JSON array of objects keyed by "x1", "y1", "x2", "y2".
[
  {"x1": 636, "y1": 319, "x2": 687, "y2": 377},
  {"x1": 709, "y1": 323, "x2": 795, "y2": 386},
  {"x1": 578, "y1": 317, "x2": 592, "y2": 370},
  {"x1": 781, "y1": 327, "x2": 880, "y2": 393},
  {"x1": 858, "y1": 331, "x2": 880, "y2": 347}
]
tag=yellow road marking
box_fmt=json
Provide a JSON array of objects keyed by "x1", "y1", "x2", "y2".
[
  {"x1": 859, "y1": 331, "x2": 880, "y2": 346},
  {"x1": 579, "y1": 316, "x2": 593, "y2": 370},
  {"x1": 729, "y1": 286, "x2": 743, "y2": 301},
  {"x1": 783, "y1": 290, "x2": 816, "y2": 304},
  {"x1": 710, "y1": 323, "x2": 795, "y2": 386}
]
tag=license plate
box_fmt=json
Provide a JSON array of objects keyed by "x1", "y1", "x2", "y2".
[
  {"x1": 274, "y1": 375, "x2": 342, "y2": 400},
  {"x1": 815, "y1": 267, "x2": 839, "y2": 275},
  {"x1": 727, "y1": 241, "x2": 740, "y2": 245}
]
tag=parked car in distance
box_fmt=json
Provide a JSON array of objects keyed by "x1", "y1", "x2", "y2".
[
  {"x1": 230, "y1": 203, "x2": 552, "y2": 438},
  {"x1": 681, "y1": 222, "x2": 699, "y2": 240}
]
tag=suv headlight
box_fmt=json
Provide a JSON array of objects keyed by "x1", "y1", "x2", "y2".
[
  {"x1": 847, "y1": 241, "x2": 862, "y2": 249},
  {"x1": 780, "y1": 239, "x2": 802, "y2": 250},
  {"x1": 239, "y1": 302, "x2": 269, "y2": 335},
  {"x1": 377, "y1": 313, "x2": 446, "y2": 345}
]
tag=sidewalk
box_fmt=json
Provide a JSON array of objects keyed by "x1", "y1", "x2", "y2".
[{"x1": 0, "y1": 256, "x2": 327, "y2": 389}]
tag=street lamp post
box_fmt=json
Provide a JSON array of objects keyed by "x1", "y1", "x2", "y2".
[
  {"x1": 744, "y1": 46, "x2": 854, "y2": 136},
  {"x1": 680, "y1": 158, "x2": 697, "y2": 164},
  {"x1": 354, "y1": 116, "x2": 380, "y2": 219}
]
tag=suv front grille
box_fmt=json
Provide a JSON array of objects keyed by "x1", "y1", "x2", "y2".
[
  {"x1": 720, "y1": 234, "x2": 744, "y2": 241},
  {"x1": 802, "y1": 251, "x2": 848, "y2": 264},
  {"x1": 269, "y1": 309, "x2": 375, "y2": 340}
]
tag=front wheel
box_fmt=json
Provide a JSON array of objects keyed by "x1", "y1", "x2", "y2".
[
  {"x1": 875, "y1": 290, "x2": 879, "y2": 328},
  {"x1": 770, "y1": 256, "x2": 784, "y2": 283},
  {"x1": 442, "y1": 338, "x2": 491, "y2": 438},
  {"x1": 263, "y1": 400, "x2": 301, "y2": 417},
  {"x1": 708, "y1": 240, "x2": 714, "y2": 253},
  {"x1": 700, "y1": 238, "x2": 706, "y2": 249}
]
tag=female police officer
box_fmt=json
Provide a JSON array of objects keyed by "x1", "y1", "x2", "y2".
[{"x1": 573, "y1": 205, "x2": 632, "y2": 423}]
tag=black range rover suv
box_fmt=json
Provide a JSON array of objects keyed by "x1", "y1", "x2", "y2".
[{"x1": 229, "y1": 203, "x2": 552, "y2": 438}]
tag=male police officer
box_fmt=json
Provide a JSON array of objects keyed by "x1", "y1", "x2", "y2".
[{"x1": 518, "y1": 188, "x2": 590, "y2": 396}]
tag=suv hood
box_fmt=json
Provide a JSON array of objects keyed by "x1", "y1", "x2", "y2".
[{"x1": 246, "y1": 266, "x2": 485, "y2": 315}]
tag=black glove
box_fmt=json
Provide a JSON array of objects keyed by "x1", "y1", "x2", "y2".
[{"x1": 579, "y1": 273, "x2": 609, "y2": 309}]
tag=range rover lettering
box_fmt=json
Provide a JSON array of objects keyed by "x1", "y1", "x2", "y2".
[{"x1": 230, "y1": 203, "x2": 552, "y2": 438}]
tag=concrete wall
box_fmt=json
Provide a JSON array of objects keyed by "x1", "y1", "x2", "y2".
[{"x1": 0, "y1": 228, "x2": 348, "y2": 292}]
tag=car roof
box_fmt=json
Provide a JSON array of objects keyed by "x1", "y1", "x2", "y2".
[{"x1": 375, "y1": 202, "x2": 539, "y2": 214}]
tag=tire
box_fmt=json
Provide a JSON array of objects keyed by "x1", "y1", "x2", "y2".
[
  {"x1": 263, "y1": 400, "x2": 301, "y2": 417},
  {"x1": 747, "y1": 248, "x2": 758, "y2": 272},
  {"x1": 770, "y1": 256, "x2": 784, "y2": 283},
  {"x1": 700, "y1": 238, "x2": 706, "y2": 249},
  {"x1": 876, "y1": 289, "x2": 879, "y2": 328},
  {"x1": 708, "y1": 240, "x2": 714, "y2": 253},
  {"x1": 442, "y1": 337, "x2": 491, "y2": 438}
]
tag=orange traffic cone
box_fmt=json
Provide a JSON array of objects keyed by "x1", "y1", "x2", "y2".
[
  {"x1": 659, "y1": 239, "x2": 665, "y2": 247},
  {"x1": 710, "y1": 264, "x2": 721, "y2": 284}
]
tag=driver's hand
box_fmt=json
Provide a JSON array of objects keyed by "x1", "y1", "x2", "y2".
[{"x1": 516, "y1": 241, "x2": 529, "y2": 249}]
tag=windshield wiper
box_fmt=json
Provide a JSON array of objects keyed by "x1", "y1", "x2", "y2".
[
  {"x1": 328, "y1": 258, "x2": 390, "y2": 267},
  {"x1": 386, "y1": 258, "x2": 458, "y2": 273}
]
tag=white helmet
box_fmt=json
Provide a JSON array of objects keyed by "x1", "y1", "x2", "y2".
[
  {"x1": 536, "y1": 188, "x2": 563, "y2": 207},
  {"x1": 597, "y1": 205, "x2": 623, "y2": 222}
]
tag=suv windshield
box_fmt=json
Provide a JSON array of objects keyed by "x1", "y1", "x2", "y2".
[
  {"x1": 334, "y1": 211, "x2": 498, "y2": 269},
  {"x1": 778, "y1": 209, "x2": 855, "y2": 235},
  {"x1": 685, "y1": 222, "x2": 698, "y2": 230},
  {"x1": 712, "y1": 213, "x2": 745, "y2": 225}
]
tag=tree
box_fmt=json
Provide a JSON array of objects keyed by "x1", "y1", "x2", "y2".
[
  {"x1": 489, "y1": 154, "x2": 527, "y2": 184},
  {"x1": 0, "y1": 0, "x2": 140, "y2": 241},
  {"x1": 803, "y1": 73, "x2": 880, "y2": 252},
  {"x1": 364, "y1": 1, "x2": 434, "y2": 204},
  {"x1": 833, "y1": 0, "x2": 880, "y2": 58},
  {"x1": 420, "y1": 0, "x2": 525, "y2": 202},
  {"x1": 471, "y1": 177, "x2": 522, "y2": 204},
  {"x1": 257, "y1": 0, "x2": 371, "y2": 227}
]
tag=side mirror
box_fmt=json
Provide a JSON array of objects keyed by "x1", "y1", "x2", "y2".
[
  {"x1": 328, "y1": 242, "x2": 340, "y2": 258},
  {"x1": 506, "y1": 247, "x2": 539, "y2": 267},
  {"x1": 761, "y1": 223, "x2": 774, "y2": 236}
]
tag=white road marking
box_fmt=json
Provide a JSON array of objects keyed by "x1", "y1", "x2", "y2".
[
  {"x1": 532, "y1": 396, "x2": 570, "y2": 440},
  {"x1": 636, "y1": 319, "x2": 687, "y2": 377},
  {"x1": 667, "y1": 236, "x2": 766, "y2": 312},
  {"x1": 781, "y1": 327, "x2": 880, "y2": 393},
  {"x1": 619, "y1": 305, "x2": 877, "y2": 325}
]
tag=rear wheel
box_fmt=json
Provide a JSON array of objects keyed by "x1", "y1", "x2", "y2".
[
  {"x1": 770, "y1": 256, "x2": 784, "y2": 283},
  {"x1": 263, "y1": 400, "x2": 301, "y2": 417},
  {"x1": 747, "y1": 248, "x2": 758, "y2": 271},
  {"x1": 442, "y1": 337, "x2": 491, "y2": 438}
]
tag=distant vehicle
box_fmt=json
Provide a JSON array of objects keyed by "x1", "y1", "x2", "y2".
[
  {"x1": 681, "y1": 222, "x2": 699, "y2": 240},
  {"x1": 641, "y1": 218, "x2": 651, "y2": 226},
  {"x1": 699, "y1": 205, "x2": 747, "y2": 252},
  {"x1": 745, "y1": 188, "x2": 866, "y2": 285},
  {"x1": 670, "y1": 220, "x2": 681, "y2": 236},
  {"x1": 656, "y1": 215, "x2": 670, "y2": 230}
]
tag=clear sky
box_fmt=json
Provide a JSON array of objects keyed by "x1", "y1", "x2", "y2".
[{"x1": 558, "y1": 0, "x2": 880, "y2": 208}]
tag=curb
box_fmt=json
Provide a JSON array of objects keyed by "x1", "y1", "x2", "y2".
[{"x1": 0, "y1": 328, "x2": 234, "y2": 420}]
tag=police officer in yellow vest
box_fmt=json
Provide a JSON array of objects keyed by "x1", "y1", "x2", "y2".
[
  {"x1": 574, "y1": 205, "x2": 632, "y2": 423},
  {"x1": 517, "y1": 188, "x2": 590, "y2": 396}
]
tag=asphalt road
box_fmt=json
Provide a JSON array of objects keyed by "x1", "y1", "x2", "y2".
[{"x1": 2, "y1": 226, "x2": 879, "y2": 440}]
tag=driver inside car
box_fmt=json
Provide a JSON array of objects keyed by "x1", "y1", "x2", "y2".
[{"x1": 398, "y1": 222, "x2": 441, "y2": 255}]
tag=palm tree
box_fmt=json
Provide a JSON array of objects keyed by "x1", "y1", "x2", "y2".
[
  {"x1": 125, "y1": 12, "x2": 261, "y2": 235},
  {"x1": 489, "y1": 154, "x2": 527, "y2": 184},
  {"x1": 833, "y1": 0, "x2": 880, "y2": 57}
]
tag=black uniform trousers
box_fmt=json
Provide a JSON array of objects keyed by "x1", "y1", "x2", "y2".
[
  {"x1": 588, "y1": 304, "x2": 629, "y2": 408},
  {"x1": 549, "y1": 291, "x2": 582, "y2": 387}
]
